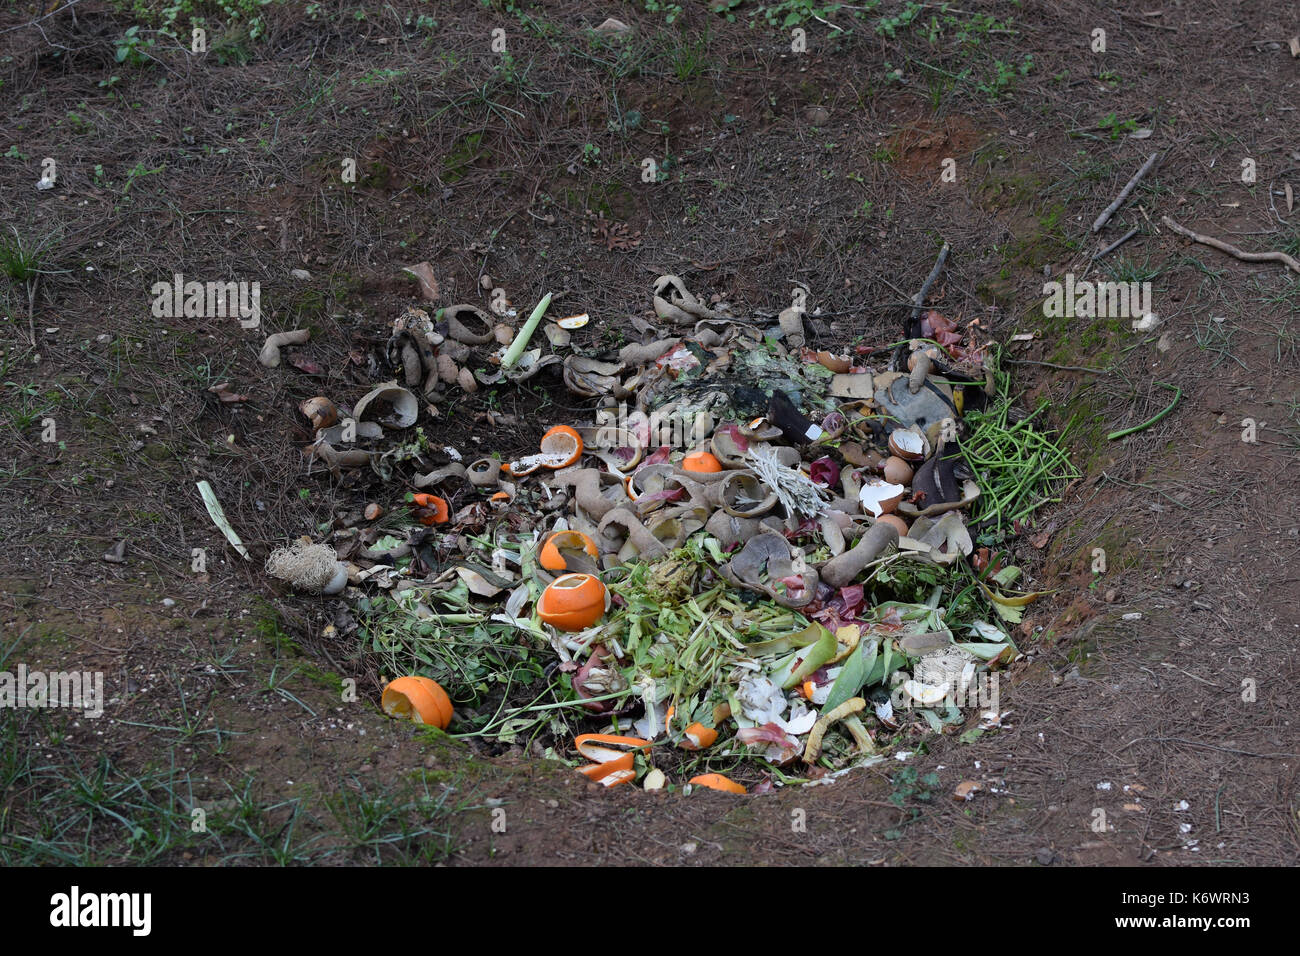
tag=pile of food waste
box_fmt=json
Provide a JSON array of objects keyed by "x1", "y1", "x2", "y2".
[{"x1": 251, "y1": 271, "x2": 1078, "y2": 794}]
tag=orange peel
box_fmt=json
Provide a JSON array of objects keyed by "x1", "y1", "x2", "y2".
[
  {"x1": 574, "y1": 734, "x2": 649, "y2": 786},
  {"x1": 540, "y1": 425, "x2": 583, "y2": 468},
  {"x1": 411, "y1": 493, "x2": 450, "y2": 525},
  {"x1": 381, "y1": 676, "x2": 453, "y2": 729},
  {"x1": 577, "y1": 753, "x2": 636, "y2": 787},
  {"x1": 537, "y1": 572, "x2": 607, "y2": 631},
  {"x1": 681, "y1": 450, "x2": 723, "y2": 474},
  {"x1": 506, "y1": 425, "x2": 584, "y2": 476},
  {"x1": 575, "y1": 733, "x2": 651, "y2": 763},
  {"x1": 688, "y1": 773, "x2": 746, "y2": 794},
  {"x1": 679, "y1": 722, "x2": 718, "y2": 750},
  {"x1": 539, "y1": 530, "x2": 598, "y2": 572}
]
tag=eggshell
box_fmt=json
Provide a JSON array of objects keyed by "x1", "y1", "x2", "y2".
[{"x1": 882, "y1": 455, "x2": 914, "y2": 485}]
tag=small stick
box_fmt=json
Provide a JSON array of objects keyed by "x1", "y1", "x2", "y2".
[
  {"x1": 1004, "y1": 358, "x2": 1110, "y2": 374},
  {"x1": 1093, "y1": 226, "x2": 1140, "y2": 261},
  {"x1": 908, "y1": 240, "x2": 950, "y2": 333},
  {"x1": 1161, "y1": 216, "x2": 1300, "y2": 275},
  {"x1": 1092, "y1": 152, "x2": 1159, "y2": 232}
]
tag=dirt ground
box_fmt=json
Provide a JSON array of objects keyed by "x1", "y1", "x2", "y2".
[{"x1": 2, "y1": 0, "x2": 1299, "y2": 866}]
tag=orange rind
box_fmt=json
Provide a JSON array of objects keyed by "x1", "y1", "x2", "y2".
[
  {"x1": 537, "y1": 572, "x2": 607, "y2": 631},
  {"x1": 540, "y1": 425, "x2": 583, "y2": 468},
  {"x1": 681, "y1": 450, "x2": 723, "y2": 474},
  {"x1": 539, "y1": 530, "x2": 598, "y2": 572},
  {"x1": 411, "y1": 493, "x2": 450, "y2": 525},
  {"x1": 506, "y1": 425, "x2": 584, "y2": 476},
  {"x1": 381, "y1": 676, "x2": 453, "y2": 729},
  {"x1": 678, "y1": 722, "x2": 718, "y2": 750},
  {"x1": 688, "y1": 773, "x2": 746, "y2": 794}
]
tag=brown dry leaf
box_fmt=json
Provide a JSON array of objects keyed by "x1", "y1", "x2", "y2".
[
  {"x1": 207, "y1": 382, "x2": 249, "y2": 403},
  {"x1": 456, "y1": 567, "x2": 504, "y2": 597},
  {"x1": 1123, "y1": 803, "x2": 1145, "y2": 812},
  {"x1": 953, "y1": 780, "x2": 982, "y2": 801},
  {"x1": 476, "y1": 410, "x2": 519, "y2": 426},
  {"x1": 288, "y1": 353, "x2": 325, "y2": 376},
  {"x1": 401, "y1": 261, "x2": 440, "y2": 302},
  {"x1": 1286, "y1": 183, "x2": 1294, "y2": 214},
  {"x1": 590, "y1": 218, "x2": 642, "y2": 252},
  {"x1": 1289, "y1": 36, "x2": 1300, "y2": 58}
]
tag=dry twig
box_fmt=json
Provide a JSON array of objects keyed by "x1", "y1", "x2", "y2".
[
  {"x1": 1092, "y1": 153, "x2": 1159, "y2": 232},
  {"x1": 1161, "y1": 216, "x2": 1300, "y2": 275}
]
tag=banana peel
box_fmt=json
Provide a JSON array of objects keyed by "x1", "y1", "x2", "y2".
[
  {"x1": 978, "y1": 578, "x2": 1053, "y2": 607},
  {"x1": 828, "y1": 624, "x2": 861, "y2": 665},
  {"x1": 978, "y1": 578, "x2": 1053, "y2": 624}
]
